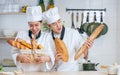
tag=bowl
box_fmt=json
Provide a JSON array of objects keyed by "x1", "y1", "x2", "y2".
[{"x1": 3, "y1": 30, "x2": 17, "y2": 37}]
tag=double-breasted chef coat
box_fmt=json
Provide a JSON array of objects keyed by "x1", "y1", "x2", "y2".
[{"x1": 11, "y1": 31, "x2": 55, "y2": 72}]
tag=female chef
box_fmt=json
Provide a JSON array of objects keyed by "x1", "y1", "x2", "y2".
[{"x1": 11, "y1": 6, "x2": 54, "y2": 72}]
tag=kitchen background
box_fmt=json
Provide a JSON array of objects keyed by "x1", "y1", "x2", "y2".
[{"x1": 0, "y1": 0, "x2": 120, "y2": 69}]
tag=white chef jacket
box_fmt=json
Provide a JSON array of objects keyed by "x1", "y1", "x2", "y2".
[
  {"x1": 11, "y1": 31, "x2": 55, "y2": 72},
  {"x1": 49, "y1": 27, "x2": 85, "y2": 71}
]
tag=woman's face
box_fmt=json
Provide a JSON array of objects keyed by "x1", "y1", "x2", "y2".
[
  {"x1": 28, "y1": 21, "x2": 42, "y2": 35},
  {"x1": 49, "y1": 19, "x2": 62, "y2": 34}
]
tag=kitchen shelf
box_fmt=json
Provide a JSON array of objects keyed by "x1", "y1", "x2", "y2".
[
  {"x1": 0, "y1": 12, "x2": 26, "y2": 15},
  {"x1": 0, "y1": 36, "x2": 15, "y2": 39}
]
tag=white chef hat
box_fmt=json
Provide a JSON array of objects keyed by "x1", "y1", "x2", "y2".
[
  {"x1": 26, "y1": 6, "x2": 42, "y2": 22},
  {"x1": 43, "y1": 7, "x2": 61, "y2": 24}
]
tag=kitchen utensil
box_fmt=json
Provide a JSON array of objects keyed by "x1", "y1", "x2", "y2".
[
  {"x1": 83, "y1": 60, "x2": 99, "y2": 71},
  {"x1": 71, "y1": 12, "x2": 75, "y2": 28},
  {"x1": 3, "y1": 30, "x2": 17, "y2": 37},
  {"x1": 76, "y1": 11, "x2": 79, "y2": 22},
  {"x1": 81, "y1": 12, "x2": 90, "y2": 33},
  {"x1": 99, "y1": 12, "x2": 108, "y2": 35},
  {"x1": 87, "y1": 12, "x2": 100, "y2": 37},
  {"x1": 77, "y1": 12, "x2": 84, "y2": 33}
]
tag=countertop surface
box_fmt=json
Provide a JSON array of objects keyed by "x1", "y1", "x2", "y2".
[{"x1": 24, "y1": 71, "x2": 107, "y2": 75}]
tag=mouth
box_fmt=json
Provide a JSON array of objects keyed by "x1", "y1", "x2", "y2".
[
  {"x1": 58, "y1": 26, "x2": 62, "y2": 31},
  {"x1": 32, "y1": 30, "x2": 39, "y2": 35}
]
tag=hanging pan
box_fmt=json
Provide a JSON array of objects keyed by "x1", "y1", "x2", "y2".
[
  {"x1": 81, "y1": 12, "x2": 90, "y2": 33},
  {"x1": 86, "y1": 12, "x2": 100, "y2": 38},
  {"x1": 99, "y1": 12, "x2": 108, "y2": 35}
]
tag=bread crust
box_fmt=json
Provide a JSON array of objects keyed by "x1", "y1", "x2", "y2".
[
  {"x1": 54, "y1": 38, "x2": 69, "y2": 62},
  {"x1": 7, "y1": 39, "x2": 28, "y2": 49},
  {"x1": 74, "y1": 24, "x2": 104, "y2": 60}
]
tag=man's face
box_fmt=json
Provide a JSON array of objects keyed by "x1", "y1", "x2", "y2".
[
  {"x1": 49, "y1": 19, "x2": 62, "y2": 34},
  {"x1": 29, "y1": 21, "x2": 42, "y2": 35}
]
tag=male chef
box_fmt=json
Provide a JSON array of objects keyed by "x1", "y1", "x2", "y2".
[{"x1": 43, "y1": 7, "x2": 93, "y2": 71}]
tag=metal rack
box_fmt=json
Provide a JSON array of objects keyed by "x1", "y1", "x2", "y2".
[{"x1": 66, "y1": 8, "x2": 106, "y2": 12}]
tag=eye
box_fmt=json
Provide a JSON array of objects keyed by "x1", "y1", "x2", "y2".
[{"x1": 29, "y1": 24, "x2": 33, "y2": 27}]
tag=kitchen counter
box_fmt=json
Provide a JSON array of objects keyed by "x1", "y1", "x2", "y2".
[{"x1": 24, "y1": 71, "x2": 107, "y2": 75}]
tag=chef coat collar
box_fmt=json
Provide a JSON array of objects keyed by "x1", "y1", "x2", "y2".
[{"x1": 28, "y1": 30, "x2": 41, "y2": 39}]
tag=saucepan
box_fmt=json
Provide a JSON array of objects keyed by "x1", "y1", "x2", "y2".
[{"x1": 83, "y1": 60, "x2": 99, "y2": 71}]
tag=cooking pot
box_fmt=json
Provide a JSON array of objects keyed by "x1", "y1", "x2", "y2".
[
  {"x1": 83, "y1": 60, "x2": 99, "y2": 71},
  {"x1": 81, "y1": 12, "x2": 89, "y2": 33},
  {"x1": 99, "y1": 12, "x2": 108, "y2": 35},
  {"x1": 86, "y1": 12, "x2": 100, "y2": 37}
]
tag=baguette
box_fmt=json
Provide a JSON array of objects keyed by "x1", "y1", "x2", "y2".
[
  {"x1": 31, "y1": 38, "x2": 38, "y2": 50},
  {"x1": 16, "y1": 38, "x2": 32, "y2": 49},
  {"x1": 37, "y1": 44, "x2": 43, "y2": 49},
  {"x1": 7, "y1": 39, "x2": 28, "y2": 49},
  {"x1": 54, "y1": 38, "x2": 69, "y2": 62},
  {"x1": 74, "y1": 24, "x2": 104, "y2": 60}
]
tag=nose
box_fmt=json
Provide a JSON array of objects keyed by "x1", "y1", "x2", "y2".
[
  {"x1": 32, "y1": 26, "x2": 36, "y2": 30},
  {"x1": 56, "y1": 22, "x2": 59, "y2": 27}
]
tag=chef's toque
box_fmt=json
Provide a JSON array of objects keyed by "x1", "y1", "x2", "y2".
[
  {"x1": 26, "y1": 6, "x2": 42, "y2": 22},
  {"x1": 43, "y1": 7, "x2": 61, "y2": 24}
]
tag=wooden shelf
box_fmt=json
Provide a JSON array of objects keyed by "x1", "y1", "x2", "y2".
[{"x1": 0, "y1": 12, "x2": 26, "y2": 15}]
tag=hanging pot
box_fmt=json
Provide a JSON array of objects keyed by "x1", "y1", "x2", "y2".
[
  {"x1": 81, "y1": 12, "x2": 90, "y2": 33},
  {"x1": 83, "y1": 60, "x2": 99, "y2": 71},
  {"x1": 99, "y1": 12, "x2": 108, "y2": 35},
  {"x1": 86, "y1": 12, "x2": 101, "y2": 38}
]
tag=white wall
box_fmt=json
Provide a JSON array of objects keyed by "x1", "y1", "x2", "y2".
[
  {"x1": 0, "y1": 0, "x2": 119, "y2": 66},
  {"x1": 117, "y1": 0, "x2": 120, "y2": 64}
]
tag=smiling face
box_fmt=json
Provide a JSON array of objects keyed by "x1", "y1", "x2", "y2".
[
  {"x1": 49, "y1": 19, "x2": 62, "y2": 34},
  {"x1": 28, "y1": 21, "x2": 42, "y2": 35}
]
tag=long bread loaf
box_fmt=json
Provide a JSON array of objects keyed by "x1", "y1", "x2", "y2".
[
  {"x1": 74, "y1": 24, "x2": 104, "y2": 60},
  {"x1": 54, "y1": 38, "x2": 69, "y2": 62},
  {"x1": 37, "y1": 44, "x2": 43, "y2": 49},
  {"x1": 7, "y1": 39, "x2": 28, "y2": 49},
  {"x1": 16, "y1": 38, "x2": 32, "y2": 49},
  {"x1": 31, "y1": 38, "x2": 38, "y2": 50}
]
